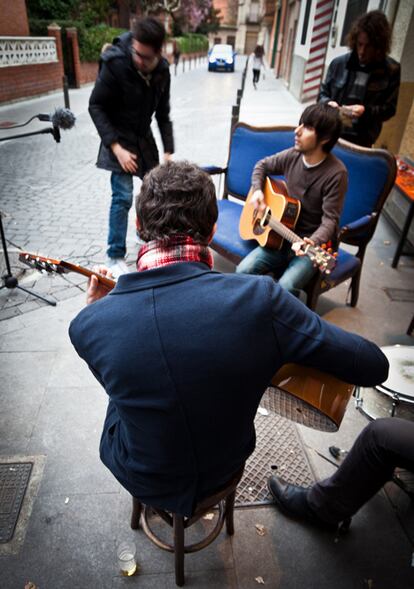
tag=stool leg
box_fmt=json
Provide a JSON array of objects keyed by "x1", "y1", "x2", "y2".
[
  {"x1": 225, "y1": 490, "x2": 236, "y2": 535},
  {"x1": 131, "y1": 497, "x2": 142, "y2": 530},
  {"x1": 173, "y1": 514, "x2": 185, "y2": 586}
]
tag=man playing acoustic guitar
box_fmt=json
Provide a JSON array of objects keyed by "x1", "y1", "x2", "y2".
[
  {"x1": 69, "y1": 161, "x2": 388, "y2": 522},
  {"x1": 236, "y1": 103, "x2": 347, "y2": 296}
]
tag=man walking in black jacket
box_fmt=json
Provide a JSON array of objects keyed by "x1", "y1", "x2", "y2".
[{"x1": 89, "y1": 17, "x2": 174, "y2": 278}]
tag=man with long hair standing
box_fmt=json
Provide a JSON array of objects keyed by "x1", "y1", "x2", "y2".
[{"x1": 319, "y1": 10, "x2": 400, "y2": 147}]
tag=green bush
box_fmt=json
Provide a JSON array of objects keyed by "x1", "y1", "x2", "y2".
[
  {"x1": 29, "y1": 19, "x2": 125, "y2": 63},
  {"x1": 81, "y1": 24, "x2": 126, "y2": 62},
  {"x1": 29, "y1": 18, "x2": 86, "y2": 39},
  {"x1": 175, "y1": 34, "x2": 208, "y2": 55}
]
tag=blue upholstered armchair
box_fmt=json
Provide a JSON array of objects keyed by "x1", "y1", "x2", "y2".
[{"x1": 204, "y1": 123, "x2": 396, "y2": 311}]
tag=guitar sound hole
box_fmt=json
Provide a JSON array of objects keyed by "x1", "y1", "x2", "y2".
[{"x1": 253, "y1": 221, "x2": 265, "y2": 236}]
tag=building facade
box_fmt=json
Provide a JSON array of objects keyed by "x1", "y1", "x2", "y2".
[
  {"x1": 0, "y1": 0, "x2": 65, "y2": 104},
  {"x1": 270, "y1": 0, "x2": 413, "y2": 155}
]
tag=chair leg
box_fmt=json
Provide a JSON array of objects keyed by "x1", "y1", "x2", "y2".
[
  {"x1": 225, "y1": 490, "x2": 236, "y2": 536},
  {"x1": 173, "y1": 514, "x2": 185, "y2": 587},
  {"x1": 349, "y1": 268, "x2": 362, "y2": 307},
  {"x1": 131, "y1": 497, "x2": 142, "y2": 530}
]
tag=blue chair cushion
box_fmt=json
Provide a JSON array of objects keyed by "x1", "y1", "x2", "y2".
[
  {"x1": 211, "y1": 200, "x2": 256, "y2": 261},
  {"x1": 226, "y1": 126, "x2": 295, "y2": 199},
  {"x1": 322, "y1": 248, "x2": 361, "y2": 287}
]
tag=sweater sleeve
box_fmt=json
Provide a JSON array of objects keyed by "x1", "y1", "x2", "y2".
[
  {"x1": 310, "y1": 167, "x2": 348, "y2": 245},
  {"x1": 268, "y1": 281, "x2": 389, "y2": 387},
  {"x1": 251, "y1": 151, "x2": 290, "y2": 190}
]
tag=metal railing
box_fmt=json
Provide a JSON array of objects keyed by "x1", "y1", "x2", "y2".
[{"x1": 0, "y1": 36, "x2": 58, "y2": 68}]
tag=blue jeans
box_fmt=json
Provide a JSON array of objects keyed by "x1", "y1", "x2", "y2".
[
  {"x1": 107, "y1": 171, "x2": 134, "y2": 259},
  {"x1": 236, "y1": 243, "x2": 316, "y2": 295}
]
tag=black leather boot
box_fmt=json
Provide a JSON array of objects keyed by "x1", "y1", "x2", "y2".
[{"x1": 267, "y1": 475, "x2": 347, "y2": 532}]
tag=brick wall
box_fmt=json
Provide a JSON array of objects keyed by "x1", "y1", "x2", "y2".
[
  {"x1": 0, "y1": 0, "x2": 29, "y2": 36},
  {"x1": 0, "y1": 61, "x2": 64, "y2": 103},
  {"x1": 79, "y1": 62, "x2": 99, "y2": 85},
  {"x1": 0, "y1": 25, "x2": 64, "y2": 104}
]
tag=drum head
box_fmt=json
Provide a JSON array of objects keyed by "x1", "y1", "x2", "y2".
[{"x1": 379, "y1": 346, "x2": 414, "y2": 399}]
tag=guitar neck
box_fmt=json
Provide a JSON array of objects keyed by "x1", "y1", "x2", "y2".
[
  {"x1": 268, "y1": 217, "x2": 301, "y2": 244},
  {"x1": 19, "y1": 253, "x2": 116, "y2": 290},
  {"x1": 62, "y1": 263, "x2": 115, "y2": 289}
]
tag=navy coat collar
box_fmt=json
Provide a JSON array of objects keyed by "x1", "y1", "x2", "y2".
[{"x1": 110, "y1": 262, "x2": 214, "y2": 294}]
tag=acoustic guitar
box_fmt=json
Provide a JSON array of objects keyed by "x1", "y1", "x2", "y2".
[
  {"x1": 18, "y1": 252, "x2": 116, "y2": 290},
  {"x1": 19, "y1": 251, "x2": 353, "y2": 431},
  {"x1": 239, "y1": 177, "x2": 337, "y2": 274}
]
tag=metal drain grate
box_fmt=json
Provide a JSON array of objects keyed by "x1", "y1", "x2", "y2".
[
  {"x1": 0, "y1": 462, "x2": 33, "y2": 543},
  {"x1": 384, "y1": 288, "x2": 414, "y2": 302},
  {"x1": 235, "y1": 409, "x2": 315, "y2": 507}
]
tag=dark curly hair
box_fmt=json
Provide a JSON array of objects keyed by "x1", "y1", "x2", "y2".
[
  {"x1": 136, "y1": 161, "x2": 218, "y2": 243},
  {"x1": 300, "y1": 103, "x2": 342, "y2": 153},
  {"x1": 347, "y1": 10, "x2": 391, "y2": 61}
]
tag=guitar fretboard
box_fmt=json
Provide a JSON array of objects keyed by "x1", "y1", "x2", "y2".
[{"x1": 268, "y1": 217, "x2": 301, "y2": 244}]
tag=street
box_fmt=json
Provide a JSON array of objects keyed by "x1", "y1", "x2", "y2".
[{"x1": 0, "y1": 59, "x2": 244, "y2": 317}]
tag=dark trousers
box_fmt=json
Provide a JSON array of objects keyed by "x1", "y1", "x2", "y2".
[
  {"x1": 308, "y1": 418, "x2": 414, "y2": 523},
  {"x1": 253, "y1": 69, "x2": 260, "y2": 84}
]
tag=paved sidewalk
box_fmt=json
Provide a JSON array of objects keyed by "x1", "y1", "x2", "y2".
[{"x1": 0, "y1": 57, "x2": 413, "y2": 588}]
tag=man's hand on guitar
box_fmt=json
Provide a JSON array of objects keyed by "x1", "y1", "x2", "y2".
[
  {"x1": 87, "y1": 266, "x2": 114, "y2": 305},
  {"x1": 251, "y1": 189, "x2": 266, "y2": 212},
  {"x1": 291, "y1": 237, "x2": 315, "y2": 257}
]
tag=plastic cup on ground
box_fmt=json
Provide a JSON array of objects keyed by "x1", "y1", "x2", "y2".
[{"x1": 117, "y1": 541, "x2": 138, "y2": 576}]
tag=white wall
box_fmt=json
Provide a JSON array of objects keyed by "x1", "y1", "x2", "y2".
[{"x1": 293, "y1": 0, "x2": 384, "y2": 67}]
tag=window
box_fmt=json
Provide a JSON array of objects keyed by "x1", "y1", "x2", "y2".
[
  {"x1": 301, "y1": 0, "x2": 312, "y2": 45},
  {"x1": 340, "y1": 0, "x2": 369, "y2": 46}
]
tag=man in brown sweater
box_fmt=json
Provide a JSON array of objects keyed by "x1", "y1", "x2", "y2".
[{"x1": 236, "y1": 103, "x2": 347, "y2": 296}]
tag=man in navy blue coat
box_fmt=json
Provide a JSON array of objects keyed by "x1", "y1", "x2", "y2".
[{"x1": 69, "y1": 161, "x2": 389, "y2": 517}]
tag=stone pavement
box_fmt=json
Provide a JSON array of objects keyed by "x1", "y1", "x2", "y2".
[{"x1": 0, "y1": 56, "x2": 414, "y2": 588}]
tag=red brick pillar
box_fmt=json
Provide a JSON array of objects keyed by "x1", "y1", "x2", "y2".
[
  {"x1": 47, "y1": 23, "x2": 64, "y2": 77},
  {"x1": 66, "y1": 27, "x2": 81, "y2": 89}
]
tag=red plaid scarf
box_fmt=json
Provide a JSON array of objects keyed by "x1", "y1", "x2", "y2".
[{"x1": 136, "y1": 234, "x2": 214, "y2": 272}]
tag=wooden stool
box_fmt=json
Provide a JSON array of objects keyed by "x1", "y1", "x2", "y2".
[{"x1": 130, "y1": 467, "x2": 244, "y2": 586}]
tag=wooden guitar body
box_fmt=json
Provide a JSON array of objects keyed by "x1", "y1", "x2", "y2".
[
  {"x1": 260, "y1": 364, "x2": 355, "y2": 432},
  {"x1": 239, "y1": 177, "x2": 301, "y2": 249},
  {"x1": 239, "y1": 177, "x2": 337, "y2": 274}
]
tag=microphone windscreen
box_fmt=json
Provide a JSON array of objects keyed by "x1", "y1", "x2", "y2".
[{"x1": 51, "y1": 108, "x2": 76, "y2": 130}]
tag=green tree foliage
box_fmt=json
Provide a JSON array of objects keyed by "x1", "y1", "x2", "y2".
[
  {"x1": 81, "y1": 24, "x2": 126, "y2": 61},
  {"x1": 27, "y1": 0, "x2": 79, "y2": 20},
  {"x1": 27, "y1": 0, "x2": 116, "y2": 25}
]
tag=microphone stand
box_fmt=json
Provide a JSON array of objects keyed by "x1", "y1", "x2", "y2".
[
  {"x1": 0, "y1": 126, "x2": 60, "y2": 306},
  {"x1": 0, "y1": 127, "x2": 59, "y2": 143}
]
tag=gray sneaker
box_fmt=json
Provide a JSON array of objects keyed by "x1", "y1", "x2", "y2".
[{"x1": 107, "y1": 258, "x2": 130, "y2": 279}]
